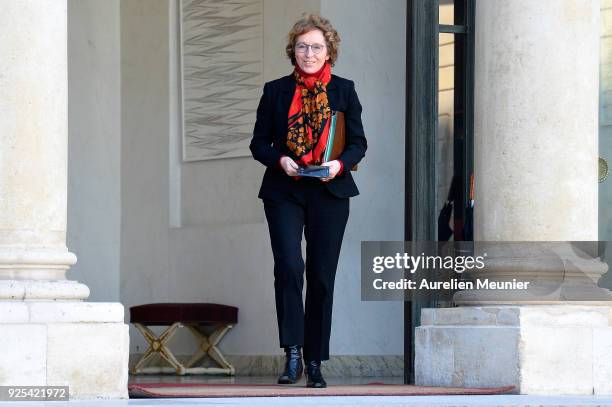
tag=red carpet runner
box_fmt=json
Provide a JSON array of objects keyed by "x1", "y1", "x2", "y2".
[{"x1": 128, "y1": 382, "x2": 515, "y2": 398}]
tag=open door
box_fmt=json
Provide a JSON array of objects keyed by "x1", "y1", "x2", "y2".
[{"x1": 404, "y1": 0, "x2": 475, "y2": 384}]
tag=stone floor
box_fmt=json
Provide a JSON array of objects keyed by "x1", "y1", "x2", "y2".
[
  {"x1": 3, "y1": 394, "x2": 612, "y2": 406},
  {"x1": 1, "y1": 375, "x2": 612, "y2": 406},
  {"x1": 128, "y1": 374, "x2": 404, "y2": 385}
]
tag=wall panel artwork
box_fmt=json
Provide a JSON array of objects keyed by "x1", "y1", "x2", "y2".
[{"x1": 181, "y1": 0, "x2": 263, "y2": 161}]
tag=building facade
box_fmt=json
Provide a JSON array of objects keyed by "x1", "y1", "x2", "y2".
[{"x1": 0, "y1": 0, "x2": 609, "y2": 398}]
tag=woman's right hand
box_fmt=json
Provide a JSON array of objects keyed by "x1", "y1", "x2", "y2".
[{"x1": 280, "y1": 156, "x2": 299, "y2": 176}]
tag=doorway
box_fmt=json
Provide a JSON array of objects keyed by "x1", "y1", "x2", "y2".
[{"x1": 403, "y1": 0, "x2": 475, "y2": 384}]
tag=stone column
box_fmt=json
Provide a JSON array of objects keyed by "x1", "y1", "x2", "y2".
[
  {"x1": 474, "y1": 1, "x2": 599, "y2": 242},
  {"x1": 0, "y1": 0, "x2": 89, "y2": 300},
  {"x1": 0, "y1": 1, "x2": 128, "y2": 398},
  {"x1": 415, "y1": 0, "x2": 612, "y2": 394},
  {"x1": 462, "y1": 0, "x2": 603, "y2": 303}
]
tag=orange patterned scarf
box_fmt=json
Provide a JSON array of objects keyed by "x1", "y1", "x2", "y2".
[{"x1": 286, "y1": 62, "x2": 332, "y2": 165}]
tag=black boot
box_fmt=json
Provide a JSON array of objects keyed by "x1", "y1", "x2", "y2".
[
  {"x1": 305, "y1": 360, "x2": 327, "y2": 388},
  {"x1": 277, "y1": 345, "x2": 303, "y2": 384}
]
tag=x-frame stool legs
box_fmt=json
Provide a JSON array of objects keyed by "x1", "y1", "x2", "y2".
[{"x1": 131, "y1": 322, "x2": 235, "y2": 375}]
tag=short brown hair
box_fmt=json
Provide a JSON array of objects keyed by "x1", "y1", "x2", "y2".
[{"x1": 286, "y1": 14, "x2": 340, "y2": 67}]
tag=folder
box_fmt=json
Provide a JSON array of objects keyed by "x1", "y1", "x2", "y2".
[{"x1": 323, "y1": 111, "x2": 358, "y2": 171}]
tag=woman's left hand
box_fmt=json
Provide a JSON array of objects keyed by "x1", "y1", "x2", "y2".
[{"x1": 320, "y1": 160, "x2": 341, "y2": 182}]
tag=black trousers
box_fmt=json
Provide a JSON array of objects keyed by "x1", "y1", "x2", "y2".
[{"x1": 263, "y1": 178, "x2": 350, "y2": 362}]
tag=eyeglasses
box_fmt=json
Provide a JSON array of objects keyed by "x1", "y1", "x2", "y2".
[{"x1": 295, "y1": 43, "x2": 326, "y2": 54}]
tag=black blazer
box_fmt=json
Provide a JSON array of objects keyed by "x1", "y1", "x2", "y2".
[{"x1": 250, "y1": 74, "x2": 367, "y2": 199}]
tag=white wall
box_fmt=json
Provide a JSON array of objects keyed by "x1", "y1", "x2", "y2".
[
  {"x1": 321, "y1": 0, "x2": 406, "y2": 356},
  {"x1": 67, "y1": 0, "x2": 121, "y2": 302},
  {"x1": 120, "y1": 0, "x2": 172, "y2": 330},
  {"x1": 83, "y1": 0, "x2": 407, "y2": 358}
]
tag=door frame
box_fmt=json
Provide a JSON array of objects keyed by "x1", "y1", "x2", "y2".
[{"x1": 404, "y1": 0, "x2": 475, "y2": 384}]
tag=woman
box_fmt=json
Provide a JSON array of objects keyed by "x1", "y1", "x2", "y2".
[{"x1": 250, "y1": 14, "x2": 367, "y2": 388}]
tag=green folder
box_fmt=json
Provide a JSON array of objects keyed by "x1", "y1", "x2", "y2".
[{"x1": 323, "y1": 112, "x2": 337, "y2": 163}]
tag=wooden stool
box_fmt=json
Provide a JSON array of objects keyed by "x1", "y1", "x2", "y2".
[{"x1": 130, "y1": 303, "x2": 238, "y2": 375}]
